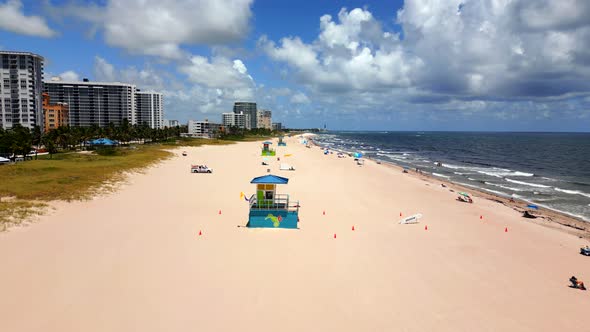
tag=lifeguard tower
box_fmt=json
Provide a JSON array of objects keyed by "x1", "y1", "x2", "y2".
[
  {"x1": 261, "y1": 141, "x2": 276, "y2": 156},
  {"x1": 247, "y1": 174, "x2": 299, "y2": 228},
  {"x1": 278, "y1": 136, "x2": 286, "y2": 146}
]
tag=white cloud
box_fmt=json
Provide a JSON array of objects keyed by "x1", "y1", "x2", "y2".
[
  {"x1": 93, "y1": 56, "x2": 165, "y2": 92},
  {"x1": 178, "y1": 55, "x2": 254, "y2": 93},
  {"x1": 0, "y1": 0, "x2": 56, "y2": 37},
  {"x1": 93, "y1": 56, "x2": 116, "y2": 82},
  {"x1": 57, "y1": 0, "x2": 254, "y2": 59},
  {"x1": 262, "y1": 2, "x2": 590, "y2": 103},
  {"x1": 291, "y1": 92, "x2": 310, "y2": 104},
  {"x1": 58, "y1": 70, "x2": 80, "y2": 81},
  {"x1": 232, "y1": 59, "x2": 248, "y2": 74},
  {"x1": 261, "y1": 8, "x2": 420, "y2": 93}
]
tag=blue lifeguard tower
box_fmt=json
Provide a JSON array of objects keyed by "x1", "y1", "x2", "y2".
[
  {"x1": 247, "y1": 174, "x2": 299, "y2": 228},
  {"x1": 278, "y1": 136, "x2": 286, "y2": 146},
  {"x1": 261, "y1": 141, "x2": 276, "y2": 156}
]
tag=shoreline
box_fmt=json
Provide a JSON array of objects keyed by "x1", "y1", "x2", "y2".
[{"x1": 307, "y1": 134, "x2": 589, "y2": 240}]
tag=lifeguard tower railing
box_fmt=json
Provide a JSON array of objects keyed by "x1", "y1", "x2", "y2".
[{"x1": 248, "y1": 194, "x2": 300, "y2": 213}]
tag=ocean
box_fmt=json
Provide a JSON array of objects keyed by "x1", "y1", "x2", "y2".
[{"x1": 312, "y1": 132, "x2": 590, "y2": 222}]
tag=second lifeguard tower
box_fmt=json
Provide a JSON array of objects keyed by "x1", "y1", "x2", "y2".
[{"x1": 278, "y1": 136, "x2": 286, "y2": 146}]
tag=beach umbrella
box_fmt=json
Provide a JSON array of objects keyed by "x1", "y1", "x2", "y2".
[
  {"x1": 527, "y1": 204, "x2": 539, "y2": 210},
  {"x1": 459, "y1": 192, "x2": 470, "y2": 197},
  {"x1": 353, "y1": 152, "x2": 363, "y2": 158}
]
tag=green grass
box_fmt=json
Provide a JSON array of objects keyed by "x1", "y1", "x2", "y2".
[{"x1": 0, "y1": 145, "x2": 172, "y2": 201}]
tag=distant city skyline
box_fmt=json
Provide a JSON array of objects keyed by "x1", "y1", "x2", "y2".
[{"x1": 1, "y1": 1, "x2": 589, "y2": 131}]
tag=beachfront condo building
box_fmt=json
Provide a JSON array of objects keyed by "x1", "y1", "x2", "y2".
[
  {"x1": 233, "y1": 102, "x2": 257, "y2": 129},
  {"x1": 222, "y1": 112, "x2": 251, "y2": 129},
  {"x1": 42, "y1": 93, "x2": 69, "y2": 132},
  {"x1": 257, "y1": 109, "x2": 272, "y2": 129},
  {"x1": 188, "y1": 119, "x2": 222, "y2": 138},
  {"x1": 0, "y1": 51, "x2": 44, "y2": 130},
  {"x1": 136, "y1": 91, "x2": 163, "y2": 129},
  {"x1": 164, "y1": 119, "x2": 180, "y2": 127},
  {"x1": 272, "y1": 122, "x2": 283, "y2": 131},
  {"x1": 43, "y1": 78, "x2": 137, "y2": 127}
]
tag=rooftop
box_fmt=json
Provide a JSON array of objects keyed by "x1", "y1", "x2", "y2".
[
  {"x1": 250, "y1": 174, "x2": 289, "y2": 184},
  {"x1": 0, "y1": 51, "x2": 44, "y2": 60}
]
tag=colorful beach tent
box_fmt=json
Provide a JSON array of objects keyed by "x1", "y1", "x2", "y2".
[{"x1": 250, "y1": 174, "x2": 289, "y2": 184}]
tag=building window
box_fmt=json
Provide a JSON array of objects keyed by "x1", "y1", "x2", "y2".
[{"x1": 20, "y1": 79, "x2": 26, "y2": 89}]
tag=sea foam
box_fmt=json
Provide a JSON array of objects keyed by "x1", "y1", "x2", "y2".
[
  {"x1": 505, "y1": 178, "x2": 550, "y2": 188},
  {"x1": 555, "y1": 188, "x2": 590, "y2": 198}
]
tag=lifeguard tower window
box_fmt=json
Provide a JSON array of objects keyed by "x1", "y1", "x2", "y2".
[{"x1": 265, "y1": 191, "x2": 274, "y2": 200}]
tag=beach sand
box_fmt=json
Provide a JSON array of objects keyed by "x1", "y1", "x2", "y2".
[{"x1": 1, "y1": 135, "x2": 589, "y2": 331}]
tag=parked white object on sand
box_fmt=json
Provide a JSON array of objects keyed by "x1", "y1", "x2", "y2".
[
  {"x1": 280, "y1": 163, "x2": 295, "y2": 171},
  {"x1": 399, "y1": 213, "x2": 423, "y2": 224}
]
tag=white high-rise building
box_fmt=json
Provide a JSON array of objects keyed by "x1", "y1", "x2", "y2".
[
  {"x1": 0, "y1": 51, "x2": 44, "y2": 130},
  {"x1": 44, "y1": 79, "x2": 136, "y2": 127},
  {"x1": 188, "y1": 119, "x2": 221, "y2": 138},
  {"x1": 164, "y1": 119, "x2": 179, "y2": 127},
  {"x1": 136, "y1": 91, "x2": 163, "y2": 129},
  {"x1": 233, "y1": 102, "x2": 257, "y2": 129},
  {"x1": 222, "y1": 112, "x2": 250, "y2": 129}
]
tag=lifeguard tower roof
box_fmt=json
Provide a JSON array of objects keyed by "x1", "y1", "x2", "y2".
[
  {"x1": 262, "y1": 141, "x2": 273, "y2": 144},
  {"x1": 250, "y1": 174, "x2": 289, "y2": 184}
]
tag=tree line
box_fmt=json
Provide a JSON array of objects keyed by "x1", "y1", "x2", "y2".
[
  {"x1": 218, "y1": 126, "x2": 274, "y2": 140},
  {"x1": 0, "y1": 120, "x2": 183, "y2": 160}
]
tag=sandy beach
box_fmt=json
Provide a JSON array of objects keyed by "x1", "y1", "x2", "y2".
[{"x1": 1, "y1": 135, "x2": 589, "y2": 331}]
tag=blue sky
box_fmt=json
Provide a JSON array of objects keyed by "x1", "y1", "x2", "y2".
[{"x1": 1, "y1": 0, "x2": 589, "y2": 131}]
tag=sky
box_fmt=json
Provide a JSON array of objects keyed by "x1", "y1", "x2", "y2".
[{"x1": 1, "y1": 0, "x2": 589, "y2": 131}]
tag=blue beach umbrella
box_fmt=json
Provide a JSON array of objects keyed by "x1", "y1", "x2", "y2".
[
  {"x1": 353, "y1": 152, "x2": 363, "y2": 158},
  {"x1": 527, "y1": 204, "x2": 539, "y2": 210}
]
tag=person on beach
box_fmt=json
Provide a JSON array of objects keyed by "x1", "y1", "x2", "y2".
[{"x1": 570, "y1": 276, "x2": 586, "y2": 290}]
